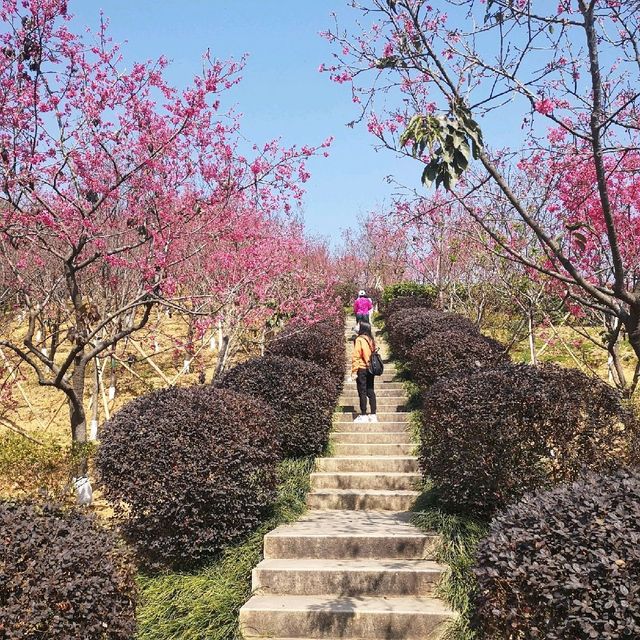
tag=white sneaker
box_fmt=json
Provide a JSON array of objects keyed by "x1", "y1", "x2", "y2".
[
  {"x1": 353, "y1": 414, "x2": 368, "y2": 423},
  {"x1": 368, "y1": 414, "x2": 378, "y2": 423}
]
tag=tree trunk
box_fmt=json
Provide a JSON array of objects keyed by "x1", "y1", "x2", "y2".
[
  {"x1": 528, "y1": 308, "x2": 537, "y2": 365},
  {"x1": 69, "y1": 358, "x2": 87, "y2": 445},
  {"x1": 212, "y1": 335, "x2": 230, "y2": 380},
  {"x1": 625, "y1": 304, "x2": 640, "y2": 396},
  {"x1": 109, "y1": 355, "x2": 117, "y2": 401},
  {"x1": 88, "y1": 359, "x2": 99, "y2": 441},
  {"x1": 605, "y1": 317, "x2": 626, "y2": 390}
]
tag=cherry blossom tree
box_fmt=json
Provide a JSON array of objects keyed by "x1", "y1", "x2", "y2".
[
  {"x1": 324, "y1": 0, "x2": 640, "y2": 394},
  {"x1": 336, "y1": 209, "x2": 410, "y2": 301},
  {"x1": 0, "y1": 0, "x2": 330, "y2": 449}
]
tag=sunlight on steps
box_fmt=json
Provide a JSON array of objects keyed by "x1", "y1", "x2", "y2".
[{"x1": 239, "y1": 324, "x2": 456, "y2": 639}]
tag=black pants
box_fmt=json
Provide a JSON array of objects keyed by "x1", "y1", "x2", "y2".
[
  {"x1": 356, "y1": 368, "x2": 377, "y2": 415},
  {"x1": 355, "y1": 312, "x2": 370, "y2": 324}
]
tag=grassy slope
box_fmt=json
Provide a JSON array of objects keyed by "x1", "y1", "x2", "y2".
[
  {"x1": 412, "y1": 489, "x2": 488, "y2": 640},
  {"x1": 136, "y1": 457, "x2": 314, "y2": 640},
  {"x1": 403, "y1": 368, "x2": 488, "y2": 640}
]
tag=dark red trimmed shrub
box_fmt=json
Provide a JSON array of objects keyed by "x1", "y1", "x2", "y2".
[
  {"x1": 420, "y1": 363, "x2": 638, "y2": 516},
  {"x1": 97, "y1": 386, "x2": 279, "y2": 569},
  {"x1": 382, "y1": 294, "x2": 434, "y2": 319},
  {"x1": 386, "y1": 307, "x2": 478, "y2": 359},
  {"x1": 267, "y1": 318, "x2": 346, "y2": 392},
  {"x1": 409, "y1": 327, "x2": 509, "y2": 388},
  {"x1": 473, "y1": 468, "x2": 640, "y2": 639},
  {"x1": 0, "y1": 501, "x2": 136, "y2": 639},
  {"x1": 217, "y1": 355, "x2": 336, "y2": 458}
]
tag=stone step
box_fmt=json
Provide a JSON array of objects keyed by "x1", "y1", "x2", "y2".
[
  {"x1": 338, "y1": 403, "x2": 409, "y2": 412},
  {"x1": 334, "y1": 443, "x2": 415, "y2": 456},
  {"x1": 307, "y1": 489, "x2": 419, "y2": 511},
  {"x1": 333, "y1": 422, "x2": 409, "y2": 433},
  {"x1": 263, "y1": 510, "x2": 438, "y2": 560},
  {"x1": 239, "y1": 594, "x2": 454, "y2": 639},
  {"x1": 343, "y1": 382, "x2": 405, "y2": 391},
  {"x1": 344, "y1": 376, "x2": 401, "y2": 385},
  {"x1": 334, "y1": 412, "x2": 411, "y2": 424},
  {"x1": 310, "y1": 472, "x2": 421, "y2": 491},
  {"x1": 341, "y1": 382, "x2": 407, "y2": 398},
  {"x1": 340, "y1": 392, "x2": 407, "y2": 401},
  {"x1": 315, "y1": 456, "x2": 419, "y2": 473},
  {"x1": 331, "y1": 432, "x2": 412, "y2": 444},
  {"x1": 251, "y1": 558, "x2": 444, "y2": 596}
]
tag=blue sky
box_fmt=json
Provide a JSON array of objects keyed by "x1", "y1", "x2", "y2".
[{"x1": 70, "y1": 1, "x2": 420, "y2": 244}]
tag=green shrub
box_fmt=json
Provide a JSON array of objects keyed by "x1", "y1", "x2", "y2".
[
  {"x1": 473, "y1": 468, "x2": 640, "y2": 639},
  {"x1": 267, "y1": 318, "x2": 345, "y2": 392},
  {"x1": 420, "y1": 363, "x2": 638, "y2": 516},
  {"x1": 97, "y1": 386, "x2": 279, "y2": 569},
  {"x1": 409, "y1": 327, "x2": 508, "y2": 389},
  {"x1": 381, "y1": 282, "x2": 437, "y2": 308},
  {"x1": 217, "y1": 355, "x2": 336, "y2": 458},
  {"x1": 0, "y1": 501, "x2": 136, "y2": 639},
  {"x1": 386, "y1": 307, "x2": 477, "y2": 360}
]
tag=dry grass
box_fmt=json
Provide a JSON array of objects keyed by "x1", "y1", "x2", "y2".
[
  {"x1": 1, "y1": 312, "x2": 261, "y2": 444},
  {"x1": 487, "y1": 323, "x2": 637, "y2": 389}
]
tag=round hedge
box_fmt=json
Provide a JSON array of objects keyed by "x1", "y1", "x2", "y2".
[
  {"x1": 267, "y1": 318, "x2": 346, "y2": 391},
  {"x1": 419, "y1": 363, "x2": 638, "y2": 516},
  {"x1": 96, "y1": 386, "x2": 279, "y2": 569},
  {"x1": 409, "y1": 327, "x2": 509, "y2": 388},
  {"x1": 473, "y1": 468, "x2": 640, "y2": 639},
  {"x1": 386, "y1": 307, "x2": 478, "y2": 360},
  {"x1": 0, "y1": 501, "x2": 136, "y2": 639},
  {"x1": 217, "y1": 354, "x2": 336, "y2": 458},
  {"x1": 382, "y1": 293, "x2": 435, "y2": 319}
]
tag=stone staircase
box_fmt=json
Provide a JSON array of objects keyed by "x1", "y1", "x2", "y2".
[{"x1": 239, "y1": 329, "x2": 455, "y2": 639}]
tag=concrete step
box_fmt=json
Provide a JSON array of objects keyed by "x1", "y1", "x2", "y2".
[
  {"x1": 331, "y1": 432, "x2": 412, "y2": 444},
  {"x1": 335, "y1": 412, "x2": 411, "y2": 424},
  {"x1": 343, "y1": 382, "x2": 405, "y2": 391},
  {"x1": 239, "y1": 594, "x2": 454, "y2": 639},
  {"x1": 344, "y1": 376, "x2": 402, "y2": 385},
  {"x1": 334, "y1": 443, "x2": 415, "y2": 456},
  {"x1": 315, "y1": 456, "x2": 419, "y2": 473},
  {"x1": 252, "y1": 558, "x2": 444, "y2": 596},
  {"x1": 338, "y1": 402, "x2": 409, "y2": 413},
  {"x1": 340, "y1": 388, "x2": 407, "y2": 398},
  {"x1": 333, "y1": 422, "x2": 409, "y2": 433},
  {"x1": 263, "y1": 510, "x2": 438, "y2": 560},
  {"x1": 340, "y1": 386, "x2": 402, "y2": 393},
  {"x1": 340, "y1": 393, "x2": 408, "y2": 402},
  {"x1": 307, "y1": 489, "x2": 419, "y2": 511},
  {"x1": 310, "y1": 472, "x2": 421, "y2": 491}
]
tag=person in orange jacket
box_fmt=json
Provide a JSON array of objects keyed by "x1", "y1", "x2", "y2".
[{"x1": 351, "y1": 322, "x2": 377, "y2": 423}]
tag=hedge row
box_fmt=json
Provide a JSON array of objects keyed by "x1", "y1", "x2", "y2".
[
  {"x1": 0, "y1": 501, "x2": 136, "y2": 639},
  {"x1": 216, "y1": 354, "x2": 337, "y2": 458},
  {"x1": 97, "y1": 386, "x2": 280, "y2": 569},
  {"x1": 2, "y1": 315, "x2": 345, "y2": 636},
  {"x1": 473, "y1": 468, "x2": 640, "y2": 639},
  {"x1": 266, "y1": 317, "x2": 346, "y2": 385},
  {"x1": 383, "y1": 299, "x2": 640, "y2": 638},
  {"x1": 97, "y1": 316, "x2": 344, "y2": 568}
]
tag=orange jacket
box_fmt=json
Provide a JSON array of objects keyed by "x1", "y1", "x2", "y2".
[{"x1": 352, "y1": 335, "x2": 375, "y2": 374}]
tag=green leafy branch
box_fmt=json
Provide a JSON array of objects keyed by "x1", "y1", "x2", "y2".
[{"x1": 400, "y1": 102, "x2": 484, "y2": 190}]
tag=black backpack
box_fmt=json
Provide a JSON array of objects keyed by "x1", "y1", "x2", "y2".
[{"x1": 368, "y1": 347, "x2": 384, "y2": 376}]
